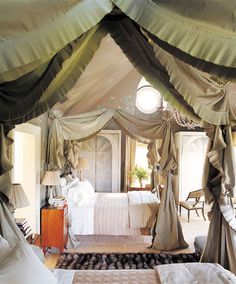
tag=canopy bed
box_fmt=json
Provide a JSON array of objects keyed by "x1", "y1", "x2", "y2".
[
  {"x1": 60, "y1": 174, "x2": 159, "y2": 236},
  {"x1": 49, "y1": 109, "x2": 177, "y2": 240},
  {"x1": 1, "y1": 0, "x2": 236, "y2": 282}
]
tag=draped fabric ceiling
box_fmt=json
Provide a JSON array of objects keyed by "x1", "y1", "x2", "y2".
[{"x1": 0, "y1": 0, "x2": 236, "y2": 271}]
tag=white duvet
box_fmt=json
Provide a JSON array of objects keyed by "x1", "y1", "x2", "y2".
[{"x1": 67, "y1": 190, "x2": 159, "y2": 235}]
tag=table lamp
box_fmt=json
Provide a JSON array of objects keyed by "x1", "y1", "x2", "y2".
[
  {"x1": 9, "y1": 183, "x2": 30, "y2": 212},
  {"x1": 41, "y1": 171, "x2": 61, "y2": 205}
]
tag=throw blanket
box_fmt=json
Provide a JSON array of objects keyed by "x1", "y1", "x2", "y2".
[
  {"x1": 53, "y1": 263, "x2": 236, "y2": 284},
  {"x1": 128, "y1": 191, "x2": 160, "y2": 228}
]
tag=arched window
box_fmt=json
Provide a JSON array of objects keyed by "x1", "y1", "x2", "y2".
[{"x1": 135, "y1": 78, "x2": 167, "y2": 114}]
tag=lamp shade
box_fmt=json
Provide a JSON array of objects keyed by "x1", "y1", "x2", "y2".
[
  {"x1": 77, "y1": 157, "x2": 89, "y2": 171},
  {"x1": 10, "y1": 183, "x2": 30, "y2": 209},
  {"x1": 41, "y1": 171, "x2": 61, "y2": 186}
]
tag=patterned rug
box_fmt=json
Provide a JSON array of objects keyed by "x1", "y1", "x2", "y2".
[{"x1": 56, "y1": 252, "x2": 200, "y2": 270}]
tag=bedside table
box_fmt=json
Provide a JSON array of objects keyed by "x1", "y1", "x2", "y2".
[{"x1": 41, "y1": 204, "x2": 68, "y2": 254}]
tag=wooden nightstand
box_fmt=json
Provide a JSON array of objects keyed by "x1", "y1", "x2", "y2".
[{"x1": 41, "y1": 204, "x2": 68, "y2": 254}]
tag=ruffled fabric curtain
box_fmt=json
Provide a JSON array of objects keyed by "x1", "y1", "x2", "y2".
[
  {"x1": 113, "y1": 0, "x2": 236, "y2": 81},
  {"x1": 147, "y1": 125, "x2": 188, "y2": 250},
  {"x1": 201, "y1": 126, "x2": 236, "y2": 273},
  {"x1": 0, "y1": 126, "x2": 26, "y2": 246},
  {"x1": 1, "y1": 3, "x2": 236, "y2": 126},
  {"x1": 48, "y1": 109, "x2": 168, "y2": 169}
]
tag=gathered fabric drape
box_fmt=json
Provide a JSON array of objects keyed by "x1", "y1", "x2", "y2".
[
  {"x1": 112, "y1": 0, "x2": 236, "y2": 81},
  {"x1": 152, "y1": 171, "x2": 188, "y2": 250},
  {"x1": 48, "y1": 109, "x2": 171, "y2": 170},
  {"x1": 147, "y1": 125, "x2": 188, "y2": 250},
  {"x1": 0, "y1": 125, "x2": 26, "y2": 246},
  {"x1": 201, "y1": 126, "x2": 236, "y2": 273},
  {"x1": 0, "y1": 25, "x2": 107, "y2": 124},
  {"x1": 0, "y1": 0, "x2": 113, "y2": 83},
  {"x1": 1, "y1": 6, "x2": 236, "y2": 126}
]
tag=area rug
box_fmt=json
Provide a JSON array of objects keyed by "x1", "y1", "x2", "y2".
[{"x1": 56, "y1": 252, "x2": 200, "y2": 270}]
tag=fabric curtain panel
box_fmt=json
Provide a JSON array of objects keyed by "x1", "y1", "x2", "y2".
[
  {"x1": 47, "y1": 109, "x2": 172, "y2": 170},
  {"x1": 106, "y1": 19, "x2": 200, "y2": 124},
  {"x1": 0, "y1": 25, "x2": 107, "y2": 124},
  {"x1": 64, "y1": 140, "x2": 82, "y2": 170},
  {"x1": 146, "y1": 39, "x2": 236, "y2": 126},
  {"x1": 0, "y1": 0, "x2": 113, "y2": 83},
  {"x1": 147, "y1": 127, "x2": 188, "y2": 250},
  {"x1": 152, "y1": 172, "x2": 188, "y2": 251},
  {"x1": 201, "y1": 126, "x2": 236, "y2": 273},
  {"x1": 0, "y1": 125, "x2": 26, "y2": 246},
  {"x1": 112, "y1": 0, "x2": 236, "y2": 81},
  {"x1": 0, "y1": 125, "x2": 14, "y2": 201}
]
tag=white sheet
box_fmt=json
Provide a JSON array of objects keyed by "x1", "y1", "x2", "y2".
[{"x1": 68, "y1": 194, "x2": 96, "y2": 235}]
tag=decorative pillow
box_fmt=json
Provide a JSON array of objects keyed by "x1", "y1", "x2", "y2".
[
  {"x1": 67, "y1": 180, "x2": 95, "y2": 207},
  {"x1": 61, "y1": 178, "x2": 79, "y2": 198},
  {"x1": 0, "y1": 241, "x2": 57, "y2": 284},
  {"x1": 0, "y1": 235, "x2": 11, "y2": 262}
]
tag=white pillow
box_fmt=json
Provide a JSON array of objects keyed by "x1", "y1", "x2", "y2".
[
  {"x1": 67, "y1": 180, "x2": 95, "y2": 207},
  {"x1": 0, "y1": 241, "x2": 57, "y2": 284},
  {"x1": 0, "y1": 235, "x2": 11, "y2": 262},
  {"x1": 61, "y1": 178, "x2": 79, "y2": 198}
]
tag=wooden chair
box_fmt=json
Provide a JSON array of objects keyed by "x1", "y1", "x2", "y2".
[{"x1": 179, "y1": 189, "x2": 206, "y2": 222}]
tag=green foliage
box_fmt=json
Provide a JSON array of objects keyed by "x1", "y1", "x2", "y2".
[
  {"x1": 129, "y1": 165, "x2": 149, "y2": 187},
  {"x1": 133, "y1": 166, "x2": 149, "y2": 180}
]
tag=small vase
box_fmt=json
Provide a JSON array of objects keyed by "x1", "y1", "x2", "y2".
[{"x1": 139, "y1": 179, "x2": 143, "y2": 188}]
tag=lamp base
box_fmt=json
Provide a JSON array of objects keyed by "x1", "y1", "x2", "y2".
[{"x1": 48, "y1": 187, "x2": 54, "y2": 206}]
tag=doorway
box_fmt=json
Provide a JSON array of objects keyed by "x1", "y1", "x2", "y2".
[{"x1": 12, "y1": 123, "x2": 41, "y2": 233}]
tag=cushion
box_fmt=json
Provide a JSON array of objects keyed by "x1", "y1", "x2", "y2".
[
  {"x1": 0, "y1": 241, "x2": 57, "y2": 284},
  {"x1": 180, "y1": 200, "x2": 203, "y2": 209},
  {"x1": 67, "y1": 179, "x2": 95, "y2": 207},
  {"x1": 61, "y1": 178, "x2": 79, "y2": 198}
]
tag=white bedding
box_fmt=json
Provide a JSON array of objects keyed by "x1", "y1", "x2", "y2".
[
  {"x1": 94, "y1": 193, "x2": 140, "y2": 235},
  {"x1": 128, "y1": 191, "x2": 160, "y2": 228},
  {"x1": 52, "y1": 263, "x2": 236, "y2": 284},
  {"x1": 67, "y1": 189, "x2": 159, "y2": 235}
]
